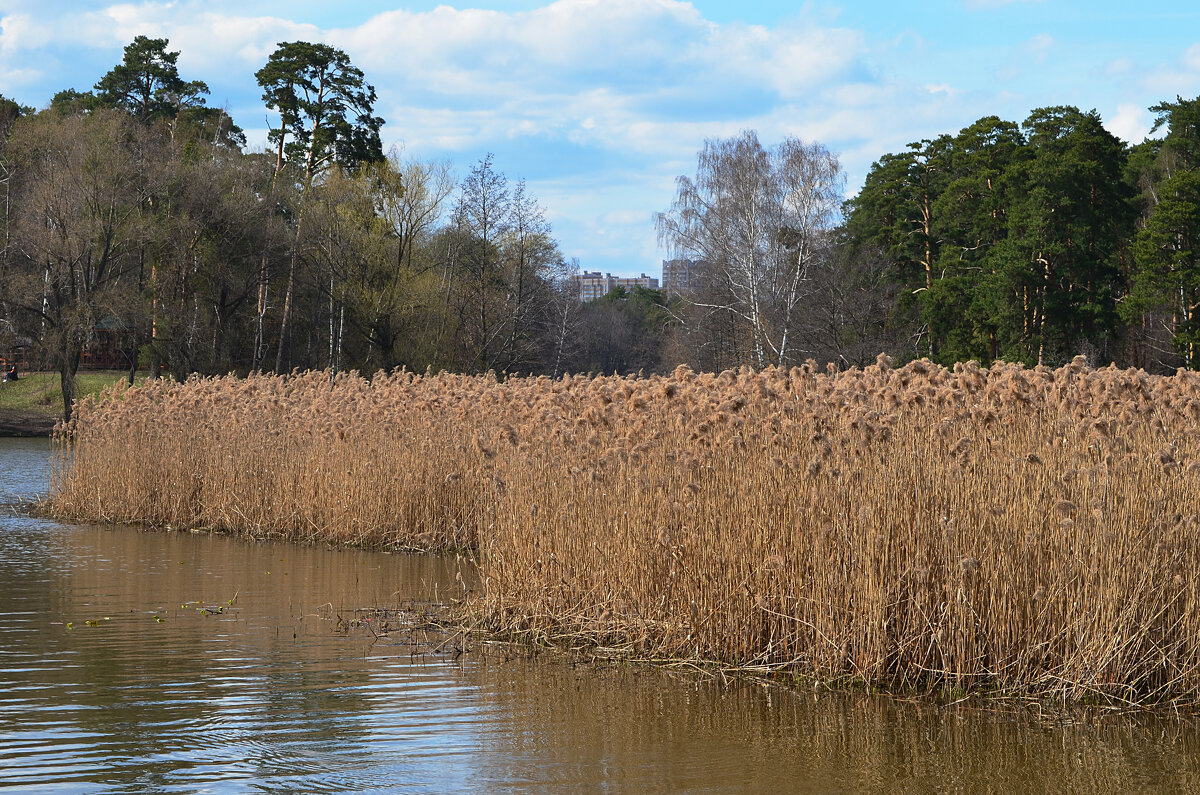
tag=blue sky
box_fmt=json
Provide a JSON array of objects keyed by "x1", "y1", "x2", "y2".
[{"x1": 1, "y1": 1, "x2": 1199, "y2": 276}]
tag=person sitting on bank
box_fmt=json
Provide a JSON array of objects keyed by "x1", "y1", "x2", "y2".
[{"x1": 5, "y1": 365, "x2": 16, "y2": 381}]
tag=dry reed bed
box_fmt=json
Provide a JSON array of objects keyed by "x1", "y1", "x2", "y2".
[{"x1": 49, "y1": 356, "x2": 1200, "y2": 704}]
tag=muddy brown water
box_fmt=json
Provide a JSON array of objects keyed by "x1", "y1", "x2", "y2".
[{"x1": 3, "y1": 437, "x2": 1200, "y2": 793}]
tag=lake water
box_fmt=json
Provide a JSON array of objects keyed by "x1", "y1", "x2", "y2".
[{"x1": 3, "y1": 437, "x2": 1200, "y2": 793}]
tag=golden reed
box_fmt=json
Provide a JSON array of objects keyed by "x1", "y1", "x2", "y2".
[{"x1": 49, "y1": 356, "x2": 1200, "y2": 704}]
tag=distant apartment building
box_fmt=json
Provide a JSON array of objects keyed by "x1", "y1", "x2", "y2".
[
  {"x1": 661, "y1": 258, "x2": 702, "y2": 298},
  {"x1": 570, "y1": 271, "x2": 660, "y2": 302},
  {"x1": 612, "y1": 273, "x2": 660, "y2": 293},
  {"x1": 571, "y1": 271, "x2": 609, "y2": 302}
]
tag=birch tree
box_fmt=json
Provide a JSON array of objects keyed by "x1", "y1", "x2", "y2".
[{"x1": 655, "y1": 131, "x2": 842, "y2": 368}]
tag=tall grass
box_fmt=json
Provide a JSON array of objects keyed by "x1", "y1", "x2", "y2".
[{"x1": 49, "y1": 356, "x2": 1200, "y2": 704}]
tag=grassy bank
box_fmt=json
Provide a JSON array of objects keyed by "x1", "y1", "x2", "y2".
[
  {"x1": 0, "y1": 371, "x2": 141, "y2": 434},
  {"x1": 47, "y1": 359, "x2": 1200, "y2": 706}
]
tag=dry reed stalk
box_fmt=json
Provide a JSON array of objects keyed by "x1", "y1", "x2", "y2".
[{"x1": 47, "y1": 359, "x2": 1200, "y2": 704}]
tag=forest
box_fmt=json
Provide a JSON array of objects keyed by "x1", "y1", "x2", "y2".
[
  {"x1": 844, "y1": 101, "x2": 1200, "y2": 372},
  {"x1": 2, "y1": 36, "x2": 1199, "y2": 420}
]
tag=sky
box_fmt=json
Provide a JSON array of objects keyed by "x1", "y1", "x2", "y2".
[{"x1": 1, "y1": 1, "x2": 1199, "y2": 277}]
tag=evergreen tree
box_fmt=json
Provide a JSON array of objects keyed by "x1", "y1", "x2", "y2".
[
  {"x1": 1006, "y1": 107, "x2": 1133, "y2": 364},
  {"x1": 48, "y1": 88, "x2": 99, "y2": 115},
  {"x1": 1128, "y1": 96, "x2": 1200, "y2": 368},
  {"x1": 95, "y1": 35, "x2": 209, "y2": 122},
  {"x1": 91, "y1": 36, "x2": 244, "y2": 148},
  {"x1": 926, "y1": 116, "x2": 1027, "y2": 363},
  {"x1": 255, "y1": 41, "x2": 384, "y2": 183},
  {"x1": 844, "y1": 136, "x2": 953, "y2": 356},
  {"x1": 255, "y1": 41, "x2": 385, "y2": 371}
]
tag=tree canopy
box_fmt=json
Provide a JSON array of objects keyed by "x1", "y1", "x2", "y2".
[
  {"x1": 844, "y1": 105, "x2": 1139, "y2": 367},
  {"x1": 95, "y1": 35, "x2": 209, "y2": 122},
  {"x1": 256, "y1": 41, "x2": 384, "y2": 182},
  {"x1": 7, "y1": 31, "x2": 1200, "y2": 424}
]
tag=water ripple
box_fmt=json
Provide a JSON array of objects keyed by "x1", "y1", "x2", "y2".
[{"x1": 5, "y1": 438, "x2": 1200, "y2": 793}]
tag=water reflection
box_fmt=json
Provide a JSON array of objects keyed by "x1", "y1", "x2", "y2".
[
  {"x1": 0, "y1": 436, "x2": 51, "y2": 503},
  {"x1": 1, "y1": 515, "x2": 476, "y2": 793},
  {"x1": 2, "y1": 437, "x2": 1200, "y2": 792},
  {"x1": 458, "y1": 656, "x2": 1200, "y2": 793}
]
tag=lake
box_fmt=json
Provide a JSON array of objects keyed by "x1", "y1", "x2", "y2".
[{"x1": 2, "y1": 437, "x2": 1199, "y2": 793}]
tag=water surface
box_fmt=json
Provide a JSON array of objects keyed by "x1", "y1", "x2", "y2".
[{"x1": 2, "y1": 437, "x2": 1200, "y2": 793}]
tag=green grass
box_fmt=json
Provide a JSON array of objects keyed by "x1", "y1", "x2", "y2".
[{"x1": 0, "y1": 371, "x2": 144, "y2": 416}]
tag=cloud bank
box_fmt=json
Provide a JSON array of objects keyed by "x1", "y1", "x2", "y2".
[{"x1": 0, "y1": 0, "x2": 1194, "y2": 274}]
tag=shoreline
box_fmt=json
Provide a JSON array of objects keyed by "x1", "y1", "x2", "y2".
[
  {"x1": 0, "y1": 410, "x2": 56, "y2": 437},
  {"x1": 35, "y1": 510, "x2": 1200, "y2": 717}
]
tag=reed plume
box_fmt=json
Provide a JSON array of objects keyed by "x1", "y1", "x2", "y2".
[{"x1": 47, "y1": 358, "x2": 1200, "y2": 705}]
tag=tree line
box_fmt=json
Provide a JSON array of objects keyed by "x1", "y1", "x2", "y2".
[
  {"x1": 839, "y1": 101, "x2": 1200, "y2": 371},
  {"x1": 0, "y1": 37, "x2": 633, "y2": 418},
  {"x1": 654, "y1": 100, "x2": 1200, "y2": 376},
  {"x1": 4, "y1": 34, "x2": 1200, "y2": 420}
]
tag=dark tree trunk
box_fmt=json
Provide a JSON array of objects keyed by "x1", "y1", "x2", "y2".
[{"x1": 59, "y1": 346, "x2": 80, "y2": 423}]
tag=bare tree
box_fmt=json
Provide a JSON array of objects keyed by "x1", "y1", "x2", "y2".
[
  {"x1": 803, "y1": 240, "x2": 904, "y2": 368},
  {"x1": 256, "y1": 41, "x2": 384, "y2": 372},
  {"x1": 379, "y1": 150, "x2": 454, "y2": 277},
  {"x1": 450, "y1": 154, "x2": 510, "y2": 371},
  {"x1": 656, "y1": 131, "x2": 843, "y2": 368},
  {"x1": 496, "y1": 180, "x2": 561, "y2": 371},
  {"x1": 3, "y1": 110, "x2": 155, "y2": 419},
  {"x1": 444, "y1": 156, "x2": 562, "y2": 374},
  {"x1": 546, "y1": 258, "x2": 584, "y2": 378}
]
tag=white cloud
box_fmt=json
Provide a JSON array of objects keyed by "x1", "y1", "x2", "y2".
[
  {"x1": 0, "y1": 1, "x2": 906, "y2": 171},
  {"x1": 94, "y1": 5, "x2": 320, "y2": 74},
  {"x1": 1143, "y1": 44, "x2": 1200, "y2": 98},
  {"x1": 1105, "y1": 103, "x2": 1151, "y2": 143},
  {"x1": 525, "y1": 170, "x2": 667, "y2": 266},
  {"x1": 994, "y1": 65, "x2": 1020, "y2": 82},
  {"x1": 1106, "y1": 57, "x2": 1133, "y2": 77},
  {"x1": 0, "y1": 13, "x2": 36, "y2": 54},
  {"x1": 1023, "y1": 33, "x2": 1054, "y2": 63},
  {"x1": 602, "y1": 209, "x2": 647, "y2": 226},
  {"x1": 328, "y1": 1, "x2": 864, "y2": 116},
  {"x1": 0, "y1": 64, "x2": 41, "y2": 89},
  {"x1": 0, "y1": 0, "x2": 1141, "y2": 275},
  {"x1": 1185, "y1": 43, "x2": 1200, "y2": 72}
]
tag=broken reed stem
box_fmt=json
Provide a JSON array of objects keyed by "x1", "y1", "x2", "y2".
[{"x1": 47, "y1": 356, "x2": 1200, "y2": 705}]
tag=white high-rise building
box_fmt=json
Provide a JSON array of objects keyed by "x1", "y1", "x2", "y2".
[
  {"x1": 569, "y1": 271, "x2": 660, "y2": 302},
  {"x1": 661, "y1": 258, "x2": 701, "y2": 298}
]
